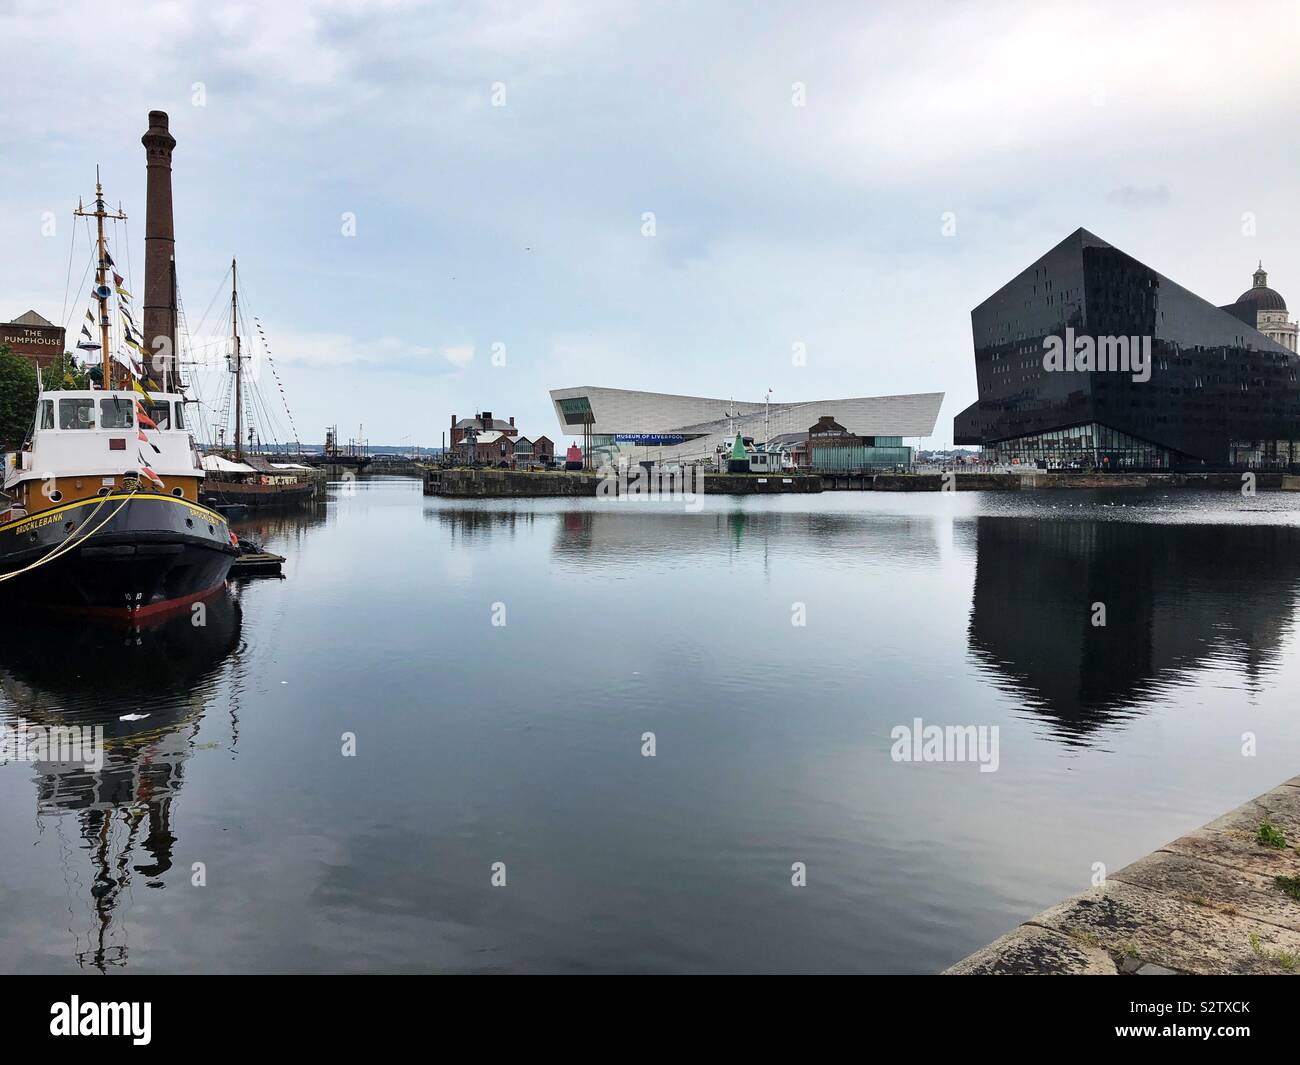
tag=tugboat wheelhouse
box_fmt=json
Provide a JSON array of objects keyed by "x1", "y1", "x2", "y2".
[{"x1": 8, "y1": 390, "x2": 199, "y2": 511}]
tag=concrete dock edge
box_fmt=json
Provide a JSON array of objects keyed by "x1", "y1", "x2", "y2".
[{"x1": 945, "y1": 776, "x2": 1300, "y2": 974}]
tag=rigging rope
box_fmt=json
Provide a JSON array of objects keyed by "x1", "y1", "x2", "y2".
[
  {"x1": 254, "y1": 316, "x2": 302, "y2": 450},
  {"x1": 61, "y1": 216, "x2": 97, "y2": 341},
  {"x1": 232, "y1": 289, "x2": 283, "y2": 451},
  {"x1": 59, "y1": 210, "x2": 79, "y2": 330},
  {"x1": 122, "y1": 216, "x2": 134, "y2": 314},
  {"x1": 0, "y1": 485, "x2": 140, "y2": 585}
]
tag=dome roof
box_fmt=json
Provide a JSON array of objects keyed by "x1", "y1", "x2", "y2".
[
  {"x1": 1237, "y1": 285, "x2": 1286, "y2": 311},
  {"x1": 1236, "y1": 264, "x2": 1286, "y2": 311}
]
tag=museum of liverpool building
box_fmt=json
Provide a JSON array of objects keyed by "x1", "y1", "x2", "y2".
[
  {"x1": 953, "y1": 228, "x2": 1300, "y2": 469},
  {"x1": 549, "y1": 386, "x2": 944, "y2": 469}
]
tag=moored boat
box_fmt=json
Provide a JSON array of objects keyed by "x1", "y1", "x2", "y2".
[
  {"x1": 0, "y1": 138, "x2": 236, "y2": 617},
  {"x1": 198, "y1": 259, "x2": 318, "y2": 508},
  {"x1": 200, "y1": 453, "x2": 317, "y2": 508},
  {"x1": 0, "y1": 388, "x2": 237, "y2": 616}
]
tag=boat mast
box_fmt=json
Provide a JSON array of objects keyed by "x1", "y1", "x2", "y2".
[
  {"x1": 231, "y1": 258, "x2": 242, "y2": 461},
  {"x1": 75, "y1": 167, "x2": 127, "y2": 391},
  {"x1": 168, "y1": 258, "x2": 179, "y2": 394}
]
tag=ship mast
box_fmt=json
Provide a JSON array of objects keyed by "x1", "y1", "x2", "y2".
[
  {"x1": 75, "y1": 167, "x2": 127, "y2": 391},
  {"x1": 231, "y1": 258, "x2": 242, "y2": 461},
  {"x1": 168, "y1": 259, "x2": 179, "y2": 394}
]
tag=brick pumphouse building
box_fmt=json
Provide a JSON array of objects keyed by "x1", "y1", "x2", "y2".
[{"x1": 1, "y1": 310, "x2": 66, "y2": 372}]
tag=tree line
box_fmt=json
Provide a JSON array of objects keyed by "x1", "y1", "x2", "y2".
[{"x1": 0, "y1": 345, "x2": 92, "y2": 449}]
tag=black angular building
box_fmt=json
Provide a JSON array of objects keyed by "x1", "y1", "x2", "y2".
[{"x1": 954, "y1": 229, "x2": 1300, "y2": 468}]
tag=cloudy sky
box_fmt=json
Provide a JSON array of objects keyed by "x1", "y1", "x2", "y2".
[{"x1": 2, "y1": 0, "x2": 1298, "y2": 448}]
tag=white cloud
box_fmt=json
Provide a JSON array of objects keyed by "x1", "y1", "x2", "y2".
[
  {"x1": 255, "y1": 331, "x2": 434, "y2": 367},
  {"x1": 1, "y1": 0, "x2": 1298, "y2": 447}
]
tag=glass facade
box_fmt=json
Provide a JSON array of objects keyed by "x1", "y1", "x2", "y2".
[
  {"x1": 557, "y1": 396, "x2": 594, "y2": 426},
  {"x1": 994, "y1": 422, "x2": 1170, "y2": 469},
  {"x1": 811, "y1": 437, "x2": 913, "y2": 471},
  {"x1": 954, "y1": 228, "x2": 1300, "y2": 468}
]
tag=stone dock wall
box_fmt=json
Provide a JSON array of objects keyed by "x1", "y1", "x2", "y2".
[{"x1": 946, "y1": 775, "x2": 1300, "y2": 975}]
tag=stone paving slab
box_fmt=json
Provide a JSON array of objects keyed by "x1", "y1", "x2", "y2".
[
  {"x1": 1032, "y1": 881, "x2": 1300, "y2": 975},
  {"x1": 1202, "y1": 785, "x2": 1300, "y2": 838},
  {"x1": 946, "y1": 776, "x2": 1300, "y2": 975},
  {"x1": 945, "y1": 923, "x2": 1117, "y2": 975},
  {"x1": 1113, "y1": 849, "x2": 1300, "y2": 933},
  {"x1": 1163, "y1": 826, "x2": 1300, "y2": 882}
]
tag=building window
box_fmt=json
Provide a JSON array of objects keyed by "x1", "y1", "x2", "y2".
[{"x1": 993, "y1": 422, "x2": 1171, "y2": 469}]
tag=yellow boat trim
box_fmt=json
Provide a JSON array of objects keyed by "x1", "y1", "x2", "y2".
[{"x1": 1, "y1": 492, "x2": 228, "y2": 535}]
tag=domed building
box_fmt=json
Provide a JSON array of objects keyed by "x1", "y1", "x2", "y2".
[{"x1": 1224, "y1": 263, "x2": 1298, "y2": 352}]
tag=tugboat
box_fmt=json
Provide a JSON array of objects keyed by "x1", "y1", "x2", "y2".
[{"x1": 0, "y1": 166, "x2": 236, "y2": 617}]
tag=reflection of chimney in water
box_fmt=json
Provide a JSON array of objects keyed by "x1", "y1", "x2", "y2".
[{"x1": 142, "y1": 110, "x2": 177, "y2": 391}]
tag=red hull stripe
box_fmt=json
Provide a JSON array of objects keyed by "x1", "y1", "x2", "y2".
[{"x1": 57, "y1": 577, "x2": 229, "y2": 621}]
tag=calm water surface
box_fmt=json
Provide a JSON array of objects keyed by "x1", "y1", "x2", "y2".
[{"x1": 2, "y1": 477, "x2": 1299, "y2": 973}]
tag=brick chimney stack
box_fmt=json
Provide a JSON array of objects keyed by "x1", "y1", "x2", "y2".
[{"x1": 142, "y1": 110, "x2": 177, "y2": 390}]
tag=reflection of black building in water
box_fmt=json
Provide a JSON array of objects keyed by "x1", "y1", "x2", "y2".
[
  {"x1": 0, "y1": 593, "x2": 242, "y2": 970},
  {"x1": 967, "y1": 516, "x2": 1300, "y2": 742}
]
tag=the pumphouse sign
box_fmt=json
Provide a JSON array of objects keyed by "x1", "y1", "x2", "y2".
[{"x1": 1, "y1": 310, "x2": 65, "y2": 370}]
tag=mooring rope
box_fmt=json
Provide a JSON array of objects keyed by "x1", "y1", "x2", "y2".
[{"x1": 0, "y1": 484, "x2": 141, "y2": 584}]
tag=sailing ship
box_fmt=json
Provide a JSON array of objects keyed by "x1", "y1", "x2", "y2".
[
  {"x1": 198, "y1": 259, "x2": 317, "y2": 509},
  {"x1": 0, "y1": 116, "x2": 237, "y2": 617}
]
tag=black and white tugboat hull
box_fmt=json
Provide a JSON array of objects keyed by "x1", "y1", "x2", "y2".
[{"x1": 0, "y1": 493, "x2": 238, "y2": 618}]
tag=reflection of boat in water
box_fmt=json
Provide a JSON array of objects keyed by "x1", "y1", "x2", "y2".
[
  {"x1": 0, "y1": 592, "x2": 242, "y2": 971},
  {"x1": 230, "y1": 498, "x2": 328, "y2": 566}
]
